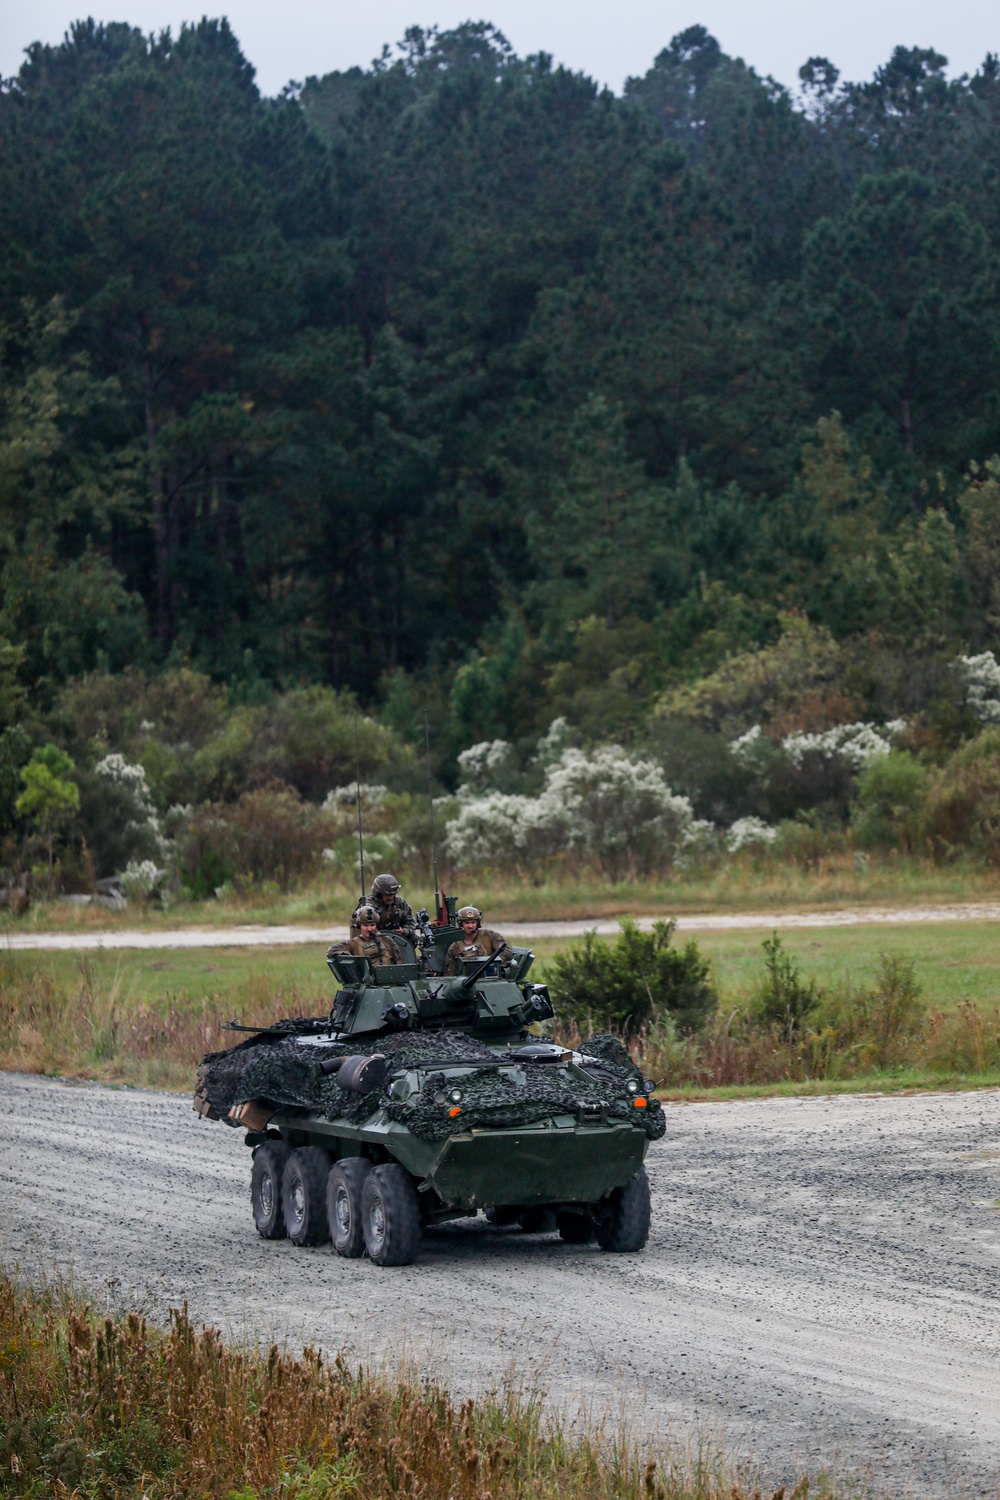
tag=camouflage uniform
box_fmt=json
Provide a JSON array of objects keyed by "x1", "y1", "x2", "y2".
[
  {"x1": 371, "y1": 893, "x2": 417, "y2": 939},
  {"x1": 445, "y1": 927, "x2": 506, "y2": 975},
  {"x1": 328, "y1": 931, "x2": 403, "y2": 967},
  {"x1": 350, "y1": 876, "x2": 417, "y2": 942}
]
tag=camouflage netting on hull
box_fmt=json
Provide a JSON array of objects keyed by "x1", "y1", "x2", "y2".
[{"x1": 196, "y1": 1026, "x2": 665, "y2": 1142}]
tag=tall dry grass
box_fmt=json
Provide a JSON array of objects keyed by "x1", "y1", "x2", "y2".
[
  {"x1": 0, "y1": 956, "x2": 316, "y2": 1090},
  {"x1": 0, "y1": 1272, "x2": 851, "y2": 1499}
]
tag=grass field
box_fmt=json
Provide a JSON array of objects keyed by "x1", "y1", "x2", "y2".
[
  {"x1": 2, "y1": 919, "x2": 998, "y2": 1095},
  {"x1": 3, "y1": 919, "x2": 999, "y2": 1014},
  {"x1": 3, "y1": 853, "x2": 1000, "y2": 934}
]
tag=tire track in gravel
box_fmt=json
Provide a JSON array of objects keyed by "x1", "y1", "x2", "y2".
[{"x1": 2, "y1": 1074, "x2": 999, "y2": 1495}]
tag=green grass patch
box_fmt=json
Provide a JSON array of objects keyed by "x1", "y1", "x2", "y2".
[{"x1": 5, "y1": 853, "x2": 1000, "y2": 934}]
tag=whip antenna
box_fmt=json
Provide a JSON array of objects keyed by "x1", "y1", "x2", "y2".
[
  {"x1": 353, "y1": 713, "x2": 366, "y2": 903},
  {"x1": 425, "y1": 715, "x2": 441, "y2": 917}
]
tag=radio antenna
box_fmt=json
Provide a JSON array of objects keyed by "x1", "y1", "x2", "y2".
[
  {"x1": 353, "y1": 713, "x2": 366, "y2": 903},
  {"x1": 424, "y1": 715, "x2": 441, "y2": 919}
]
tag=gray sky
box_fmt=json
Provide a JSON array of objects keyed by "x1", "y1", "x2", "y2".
[{"x1": 2, "y1": 0, "x2": 997, "y2": 97}]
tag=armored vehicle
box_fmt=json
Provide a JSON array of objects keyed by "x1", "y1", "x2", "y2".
[{"x1": 194, "y1": 897, "x2": 663, "y2": 1266}]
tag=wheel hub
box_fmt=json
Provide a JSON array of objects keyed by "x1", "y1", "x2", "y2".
[
  {"x1": 335, "y1": 1186, "x2": 351, "y2": 1235},
  {"x1": 290, "y1": 1180, "x2": 304, "y2": 1225},
  {"x1": 368, "y1": 1195, "x2": 385, "y2": 1249}
]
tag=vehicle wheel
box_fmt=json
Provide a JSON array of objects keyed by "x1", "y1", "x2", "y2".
[
  {"x1": 518, "y1": 1208, "x2": 557, "y2": 1234},
  {"x1": 282, "y1": 1147, "x2": 332, "y2": 1247},
  {"x1": 327, "y1": 1158, "x2": 372, "y2": 1258},
  {"x1": 485, "y1": 1205, "x2": 519, "y2": 1226},
  {"x1": 557, "y1": 1210, "x2": 595, "y2": 1244},
  {"x1": 251, "y1": 1140, "x2": 290, "y2": 1239},
  {"x1": 596, "y1": 1167, "x2": 650, "y2": 1253},
  {"x1": 361, "y1": 1164, "x2": 422, "y2": 1266}
]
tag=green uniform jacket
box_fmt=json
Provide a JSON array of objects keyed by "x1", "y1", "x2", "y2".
[
  {"x1": 350, "y1": 894, "x2": 416, "y2": 941},
  {"x1": 327, "y1": 932, "x2": 403, "y2": 967},
  {"x1": 445, "y1": 927, "x2": 505, "y2": 975}
]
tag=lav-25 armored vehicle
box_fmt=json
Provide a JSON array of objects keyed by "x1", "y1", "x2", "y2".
[{"x1": 194, "y1": 897, "x2": 663, "y2": 1266}]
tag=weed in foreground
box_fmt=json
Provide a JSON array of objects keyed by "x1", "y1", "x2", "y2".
[{"x1": 0, "y1": 1272, "x2": 861, "y2": 1500}]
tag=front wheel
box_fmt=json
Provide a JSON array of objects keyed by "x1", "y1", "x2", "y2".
[
  {"x1": 282, "y1": 1147, "x2": 332, "y2": 1247},
  {"x1": 251, "y1": 1140, "x2": 290, "y2": 1239},
  {"x1": 361, "y1": 1164, "x2": 422, "y2": 1266},
  {"x1": 327, "y1": 1158, "x2": 372, "y2": 1258},
  {"x1": 596, "y1": 1168, "x2": 650, "y2": 1253}
]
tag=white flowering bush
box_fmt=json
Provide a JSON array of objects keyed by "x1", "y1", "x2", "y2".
[
  {"x1": 729, "y1": 724, "x2": 765, "y2": 766},
  {"x1": 445, "y1": 745, "x2": 696, "y2": 878},
  {"x1": 781, "y1": 723, "x2": 895, "y2": 770},
  {"x1": 323, "y1": 783, "x2": 389, "y2": 811},
  {"x1": 956, "y1": 651, "x2": 1000, "y2": 724},
  {"x1": 94, "y1": 752, "x2": 166, "y2": 862},
  {"x1": 725, "y1": 817, "x2": 777, "y2": 853},
  {"x1": 95, "y1": 753, "x2": 157, "y2": 817},
  {"x1": 456, "y1": 739, "x2": 518, "y2": 792},
  {"x1": 119, "y1": 859, "x2": 163, "y2": 901},
  {"x1": 443, "y1": 791, "x2": 566, "y2": 873}
]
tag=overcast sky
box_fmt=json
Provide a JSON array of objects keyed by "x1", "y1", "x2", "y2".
[{"x1": 2, "y1": 0, "x2": 997, "y2": 98}]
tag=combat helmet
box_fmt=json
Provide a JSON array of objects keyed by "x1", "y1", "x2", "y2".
[
  {"x1": 353, "y1": 902, "x2": 379, "y2": 926},
  {"x1": 371, "y1": 873, "x2": 400, "y2": 902},
  {"x1": 457, "y1": 905, "x2": 483, "y2": 928}
]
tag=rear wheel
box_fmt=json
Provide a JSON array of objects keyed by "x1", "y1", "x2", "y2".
[
  {"x1": 557, "y1": 1210, "x2": 595, "y2": 1244},
  {"x1": 327, "y1": 1158, "x2": 372, "y2": 1258},
  {"x1": 518, "y1": 1208, "x2": 557, "y2": 1234},
  {"x1": 484, "y1": 1205, "x2": 519, "y2": 1226},
  {"x1": 596, "y1": 1168, "x2": 650, "y2": 1253},
  {"x1": 282, "y1": 1147, "x2": 332, "y2": 1246},
  {"x1": 251, "y1": 1140, "x2": 290, "y2": 1239},
  {"x1": 361, "y1": 1164, "x2": 422, "y2": 1266}
]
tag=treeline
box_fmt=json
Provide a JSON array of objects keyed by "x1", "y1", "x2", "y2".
[{"x1": 2, "y1": 19, "x2": 1000, "y2": 889}]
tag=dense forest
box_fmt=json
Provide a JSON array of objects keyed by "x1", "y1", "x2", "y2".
[{"x1": 2, "y1": 18, "x2": 1000, "y2": 894}]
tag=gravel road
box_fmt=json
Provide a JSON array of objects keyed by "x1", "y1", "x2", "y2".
[
  {"x1": 1, "y1": 1074, "x2": 998, "y2": 1495},
  {"x1": 5, "y1": 901, "x2": 1000, "y2": 950}
]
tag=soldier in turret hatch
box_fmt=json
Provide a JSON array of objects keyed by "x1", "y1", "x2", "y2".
[
  {"x1": 329, "y1": 904, "x2": 403, "y2": 967},
  {"x1": 445, "y1": 906, "x2": 507, "y2": 975},
  {"x1": 350, "y1": 872, "x2": 417, "y2": 942}
]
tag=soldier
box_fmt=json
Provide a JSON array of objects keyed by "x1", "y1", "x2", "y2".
[
  {"x1": 445, "y1": 906, "x2": 507, "y2": 975},
  {"x1": 351, "y1": 872, "x2": 417, "y2": 942},
  {"x1": 329, "y1": 904, "x2": 403, "y2": 967}
]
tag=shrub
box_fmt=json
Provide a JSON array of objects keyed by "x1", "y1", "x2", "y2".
[
  {"x1": 546, "y1": 917, "x2": 716, "y2": 1036},
  {"x1": 174, "y1": 783, "x2": 332, "y2": 895},
  {"x1": 821, "y1": 953, "x2": 925, "y2": 1069},
  {"x1": 851, "y1": 750, "x2": 929, "y2": 852},
  {"x1": 923, "y1": 727, "x2": 1000, "y2": 862},
  {"x1": 725, "y1": 816, "x2": 777, "y2": 852},
  {"x1": 445, "y1": 745, "x2": 697, "y2": 879},
  {"x1": 751, "y1": 933, "x2": 822, "y2": 1040}
]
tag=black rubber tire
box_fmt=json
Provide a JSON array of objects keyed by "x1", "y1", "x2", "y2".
[
  {"x1": 327, "y1": 1158, "x2": 372, "y2": 1258},
  {"x1": 251, "y1": 1140, "x2": 291, "y2": 1239},
  {"x1": 484, "y1": 1205, "x2": 519, "y2": 1226},
  {"x1": 517, "y1": 1208, "x2": 557, "y2": 1234},
  {"x1": 557, "y1": 1210, "x2": 595, "y2": 1244},
  {"x1": 596, "y1": 1167, "x2": 651, "y2": 1253},
  {"x1": 282, "y1": 1147, "x2": 332, "y2": 1247},
  {"x1": 361, "y1": 1164, "x2": 422, "y2": 1266}
]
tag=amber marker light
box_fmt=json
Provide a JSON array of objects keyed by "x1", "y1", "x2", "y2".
[
  {"x1": 633, "y1": 1097, "x2": 647, "y2": 1108},
  {"x1": 449, "y1": 1106, "x2": 462, "y2": 1117}
]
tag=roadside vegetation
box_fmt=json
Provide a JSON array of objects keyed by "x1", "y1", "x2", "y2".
[
  {"x1": 2, "y1": 923, "x2": 997, "y2": 1098},
  {"x1": 0, "y1": 1270, "x2": 872, "y2": 1500}
]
